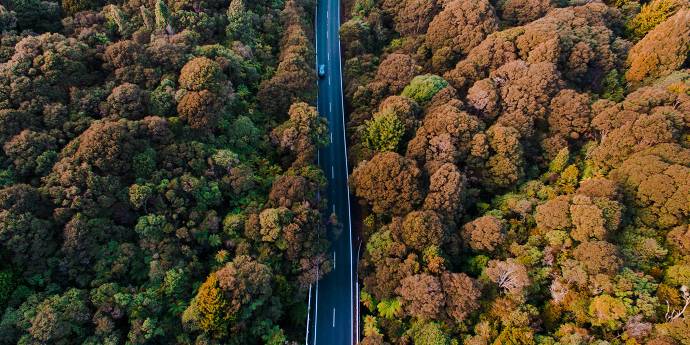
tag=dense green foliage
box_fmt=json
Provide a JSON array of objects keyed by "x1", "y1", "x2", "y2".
[
  {"x1": 400, "y1": 74, "x2": 448, "y2": 105},
  {"x1": 0, "y1": 0, "x2": 329, "y2": 343},
  {"x1": 363, "y1": 110, "x2": 406, "y2": 152}
]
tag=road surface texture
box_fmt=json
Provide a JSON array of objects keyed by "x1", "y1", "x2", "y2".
[{"x1": 306, "y1": 0, "x2": 358, "y2": 344}]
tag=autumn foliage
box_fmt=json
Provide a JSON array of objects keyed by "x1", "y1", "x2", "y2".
[
  {"x1": 1, "y1": 0, "x2": 690, "y2": 342},
  {"x1": 347, "y1": 0, "x2": 690, "y2": 343},
  {"x1": 0, "y1": 0, "x2": 329, "y2": 344}
]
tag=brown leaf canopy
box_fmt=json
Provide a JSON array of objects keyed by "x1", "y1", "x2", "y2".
[
  {"x1": 382, "y1": 0, "x2": 440, "y2": 36},
  {"x1": 425, "y1": 0, "x2": 499, "y2": 67},
  {"x1": 397, "y1": 273, "x2": 445, "y2": 320},
  {"x1": 497, "y1": 0, "x2": 552, "y2": 25},
  {"x1": 406, "y1": 104, "x2": 484, "y2": 175},
  {"x1": 375, "y1": 53, "x2": 421, "y2": 95},
  {"x1": 626, "y1": 9, "x2": 690, "y2": 84},
  {"x1": 572, "y1": 240, "x2": 622, "y2": 276},
  {"x1": 215, "y1": 255, "x2": 272, "y2": 316},
  {"x1": 446, "y1": 3, "x2": 626, "y2": 91},
  {"x1": 469, "y1": 60, "x2": 563, "y2": 139},
  {"x1": 401, "y1": 210, "x2": 445, "y2": 251},
  {"x1": 423, "y1": 163, "x2": 466, "y2": 225},
  {"x1": 590, "y1": 85, "x2": 689, "y2": 171},
  {"x1": 351, "y1": 152, "x2": 424, "y2": 216},
  {"x1": 461, "y1": 215, "x2": 505, "y2": 252}
]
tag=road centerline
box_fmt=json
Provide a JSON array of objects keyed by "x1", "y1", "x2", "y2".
[{"x1": 312, "y1": 0, "x2": 356, "y2": 343}]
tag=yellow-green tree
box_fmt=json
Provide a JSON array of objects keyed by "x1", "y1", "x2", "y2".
[
  {"x1": 625, "y1": 0, "x2": 683, "y2": 40},
  {"x1": 182, "y1": 273, "x2": 230, "y2": 337},
  {"x1": 364, "y1": 111, "x2": 406, "y2": 152},
  {"x1": 588, "y1": 294, "x2": 627, "y2": 330}
]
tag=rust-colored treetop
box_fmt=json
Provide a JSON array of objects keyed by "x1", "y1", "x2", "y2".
[
  {"x1": 2, "y1": 0, "x2": 690, "y2": 342},
  {"x1": 626, "y1": 9, "x2": 690, "y2": 84},
  {"x1": 0, "y1": 0, "x2": 332, "y2": 343},
  {"x1": 346, "y1": 0, "x2": 690, "y2": 343}
]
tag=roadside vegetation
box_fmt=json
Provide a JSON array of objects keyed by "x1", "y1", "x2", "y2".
[
  {"x1": 1, "y1": 0, "x2": 690, "y2": 343},
  {"x1": 0, "y1": 0, "x2": 328, "y2": 344},
  {"x1": 341, "y1": 0, "x2": 690, "y2": 343}
]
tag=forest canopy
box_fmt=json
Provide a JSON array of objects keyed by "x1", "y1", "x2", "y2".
[
  {"x1": 0, "y1": 0, "x2": 329, "y2": 344},
  {"x1": 342, "y1": 0, "x2": 690, "y2": 344},
  {"x1": 1, "y1": 0, "x2": 690, "y2": 343}
]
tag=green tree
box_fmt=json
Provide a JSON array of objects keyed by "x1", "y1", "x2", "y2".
[
  {"x1": 588, "y1": 295, "x2": 627, "y2": 330},
  {"x1": 401, "y1": 75, "x2": 448, "y2": 104},
  {"x1": 665, "y1": 265, "x2": 690, "y2": 286},
  {"x1": 61, "y1": 0, "x2": 98, "y2": 16},
  {"x1": 364, "y1": 111, "x2": 406, "y2": 152},
  {"x1": 0, "y1": 5, "x2": 16, "y2": 32},
  {"x1": 226, "y1": 0, "x2": 256, "y2": 44},
  {"x1": 128, "y1": 183, "x2": 153, "y2": 209},
  {"x1": 0, "y1": 269, "x2": 15, "y2": 309},
  {"x1": 8, "y1": 0, "x2": 60, "y2": 32},
  {"x1": 600, "y1": 69, "x2": 625, "y2": 102},
  {"x1": 182, "y1": 273, "x2": 230, "y2": 337},
  {"x1": 410, "y1": 321, "x2": 450, "y2": 345},
  {"x1": 626, "y1": 0, "x2": 683, "y2": 40},
  {"x1": 548, "y1": 147, "x2": 570, "y2": 174},
  {"x1": 154, "y1": 0, "x2": 171, "y2": 31},
  {"x1": 134, "y1": 214, "x2": 167, "y2": 242},
  {"x1": 493, "y1": 327, "x2": 535, "y2": 345},
  {"x1": 377, "y1": 298, "x2": 402, "y2": 319}
]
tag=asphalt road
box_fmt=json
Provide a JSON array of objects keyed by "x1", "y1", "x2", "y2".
[{"x1": 305, "y1": 0, "x2": 357, "y2": 344}]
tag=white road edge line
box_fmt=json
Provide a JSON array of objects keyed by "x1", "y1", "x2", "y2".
[
  {"x1": 335, "y1": 1, "x2": 357, "y2": 343},
  {"x1": 331, "y1": 165, "x2": 335, "y2": 179},
  {"x1": 355, "y1": 280, "x2": 359, "y2": 341},
  {"x1": 313, "y1": 277, "x2": 319, "y2": 345},
  {"x1": 356, "y1": 240, "x2": 362, "y2": 342},
  {"x1": 310, "y1": 1, "x2": 357, "y2": 343},
  {"x1": 305, "y1": 284, "x2": 312, "y2": 344},
  {"x1": 311, "y1": 3, "x2": 318, "y2": 345}
]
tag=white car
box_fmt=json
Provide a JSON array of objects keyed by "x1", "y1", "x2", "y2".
[{"x1": 318, "y1": 64, "x2": 326, "y2": 78}]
